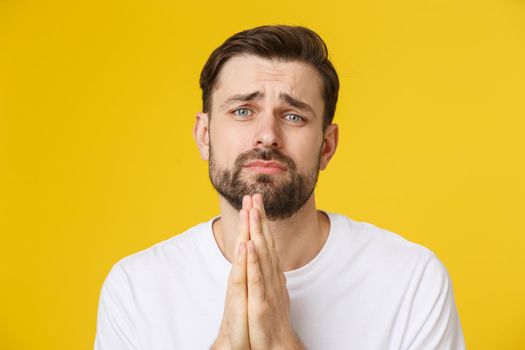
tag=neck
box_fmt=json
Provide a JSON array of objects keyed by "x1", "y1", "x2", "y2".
[{"x1": 212, "y1": 194, "x2": 330, "y2": 272}]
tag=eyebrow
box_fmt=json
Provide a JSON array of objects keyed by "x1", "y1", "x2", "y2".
[
  {"x1": 220, "y1": 91, "x2": 263, "y2": 108},
  {"x1": 220, "y1": 90, "x2": 316, "y2": 117},
  {"x1": 279, "y1": 92, "x2": 316, "y2": 116}
]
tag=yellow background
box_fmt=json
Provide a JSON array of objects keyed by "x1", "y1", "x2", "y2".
[{"x1": 1, "y1": 0, "x2": 524, "y2": 349}]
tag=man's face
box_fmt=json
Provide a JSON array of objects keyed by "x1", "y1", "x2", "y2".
[{"x1": 203, "y1": 54, "x2": 331, "y2": 220}]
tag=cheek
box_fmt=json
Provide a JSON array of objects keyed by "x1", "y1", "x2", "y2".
[
  {"x1": 210, "y1": 136, "x2": 246, "y2": 166},
  {"x1": 288, "y1": 134, "x2": 323, "y2": 167},
  {"x1": 297, "y1": 151, "x2": 321, "y2": 172}
]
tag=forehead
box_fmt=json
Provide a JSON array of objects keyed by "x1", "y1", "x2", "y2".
[{"x1": 212, "y1": 54, "x2": 324, "y2": 114}]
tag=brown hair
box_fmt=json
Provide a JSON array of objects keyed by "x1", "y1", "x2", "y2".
[{"x1": 199, "y1": 25, "x2": 339, "y2": 130}]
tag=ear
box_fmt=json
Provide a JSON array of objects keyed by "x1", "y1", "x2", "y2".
[
  {"x1": 193, "y1": 112, "x2": 210, "y2": 160},
  {"x1": 319, "y1": 123, "x2": 339, "y2": 170}
]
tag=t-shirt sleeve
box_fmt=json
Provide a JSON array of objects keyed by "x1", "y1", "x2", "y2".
[
  {"x1": 404, "y1": 253, "x2": 466, "y2": 350},
  {"x1": 94, "y1": 262, "x2": 141, "y2": 350}
]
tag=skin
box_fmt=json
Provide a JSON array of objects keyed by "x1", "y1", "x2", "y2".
[{"x1": 193, "y1": 54, "x2": 339, "y2": 349}]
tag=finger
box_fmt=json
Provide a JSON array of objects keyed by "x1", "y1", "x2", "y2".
[
  {"x1": 252, "y1": 193, "x2": 276, "y2": 250},
  {"x1": 243, "y1": 194, "x2": 253, "y2": 211},
  {"x1": 246, "y1": 240, "x2": 265, "y2": 302},
  {"x1": 252, "y1": 195, "x2": 284, "y2": 282},
  {"x1": 235, "y1": 208, "x2": 250, "y2": 250},
  {"x1": 230, "y1": 242, "x2": 249, "y2": 345},
  {"x1": 232, "y1": 241, "x2": 247, "y2": 280},
  {"x1": 242, "y1": 195, "x2": 253, "y2": 241},
  {"x1": 249, "y1": 208, "x2": 272, "y2": 280},
  {"x1": 252, "y1": 193, "x2": 266, "y2": 218}
]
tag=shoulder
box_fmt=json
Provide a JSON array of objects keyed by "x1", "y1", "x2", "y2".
[
  {"x1": 101, "y1": 219, "x2": 213, "y2": 289},
  {"x1": 327, "y1": 213, "x2": 462, "y2": 336},
  {"x1": 329, "y1": 212, "x2": 434, "y2": 264},
  {"x1": 325, "y1": 212, "x2": 454, "y2": 295},
  {"x1": 328, "y1": 214, "x2": 464, "y2": 348}
]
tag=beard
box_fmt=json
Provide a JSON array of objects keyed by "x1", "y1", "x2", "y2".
[{"x1": 208, "y1": 145, "x2": 321, "y2": 220}]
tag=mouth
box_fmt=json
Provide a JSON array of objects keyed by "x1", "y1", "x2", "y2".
[{"x1": 244, "y1": 160, "x2": 287, "y2": 175}]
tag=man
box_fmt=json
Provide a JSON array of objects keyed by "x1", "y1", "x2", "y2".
[{"x1": 95, "y1": 25, "x2": 465, "y2": 349}]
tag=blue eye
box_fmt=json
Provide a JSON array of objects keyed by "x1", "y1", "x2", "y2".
[
  {"x1": 232, "y1": 108, "x2": 253, "y2": 118},
  {"x1": 284, "y1": 113, "x2": 305, "y2": 123}
]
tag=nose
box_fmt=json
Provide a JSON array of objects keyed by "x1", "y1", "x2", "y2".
[{"x1": 252, "y1": 113, "x2": 282, "y2": 149}]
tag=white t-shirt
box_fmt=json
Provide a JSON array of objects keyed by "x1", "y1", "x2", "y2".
[{"x1": 94, "y1": 212, "x2": 465, "y2": 350}]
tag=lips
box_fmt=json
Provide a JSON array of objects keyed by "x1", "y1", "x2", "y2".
[
  {"x1": 244, "y1": 160, "x2": 287, "y2": 175},
  {"x1": 245, "y1": 160, "x2": 287, "y2": 170}
]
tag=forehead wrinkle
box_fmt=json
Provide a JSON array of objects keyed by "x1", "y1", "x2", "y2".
[
  {"x1": 219, "y1": 86, "x2": 318, "y2": 118},
  {"x1": 213, "y1": 56, "x2": 324, "y2": 117}
]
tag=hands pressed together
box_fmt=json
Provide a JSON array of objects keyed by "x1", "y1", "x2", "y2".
[{"x1": 211, "y1": 194, "x2": 305, "y2": 350}]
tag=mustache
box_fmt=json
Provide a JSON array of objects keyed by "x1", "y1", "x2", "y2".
[{"x1": 234, "y1": 148, "x2": 296, "y2": 171}]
